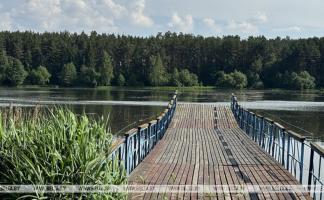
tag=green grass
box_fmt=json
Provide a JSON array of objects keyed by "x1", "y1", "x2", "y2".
[{"x1": 0, "y1": 107, "x2": 126, "y2": 199}]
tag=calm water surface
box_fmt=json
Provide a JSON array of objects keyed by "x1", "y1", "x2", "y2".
[{"x1": 0, "y1": 87, "x2": 323, "y2": 145}]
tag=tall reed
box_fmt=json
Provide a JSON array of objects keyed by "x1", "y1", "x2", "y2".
[{"x1": 0, "y1": 107, "x2": 126, "y2": 199}]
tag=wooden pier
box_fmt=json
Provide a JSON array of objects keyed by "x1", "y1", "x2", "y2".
[{"x1": 128, "y1": 104, "x2": 311, "y2": 199}]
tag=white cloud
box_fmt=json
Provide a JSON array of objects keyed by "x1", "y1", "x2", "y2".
[
  {"x1": 25, "y1": 0, "x2": 62, "y2": 17},
  {"x1": 102, "y1": 0, "x2": 127, "y2": 18},
  {"x1": 273, "y1": 26, "x2": 301, "y2": 32},
  {"x1": 168, "y1": 13, "x2": 194, "y2": 33},
  {"x1": 290, "y1": 26, "x2": 301, "y2": 32},
  {"x1": 130, "y1": 0, "x2": 154, "y2": 27},
  {"x1": 203, "y1": 18, "x2": 222, "y2": 33},
  {"x1": 23, "y1": 0, "x2": 62, "y2": 29},
  {"x1": 13, "y1": 0, "x2": 120, "y2": 32},
  {"x1": 0, "y1": 12, "x2": 13, "y2": 31},
  {"x1": 228, "y1": 20, "x2": 258, "y2": 34},
  {"x1": 253, "y1": 11, "x2": 268, "y2": 24}
]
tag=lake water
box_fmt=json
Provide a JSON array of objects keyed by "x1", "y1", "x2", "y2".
[{"x1": 0, "y1": 87, "x2": 323, "y2": 146}]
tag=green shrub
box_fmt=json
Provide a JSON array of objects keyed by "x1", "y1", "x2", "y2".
[
  {"x1": 60, "y1": 62, "x2": 77, "y2": 86},
  {"x1": 178, "y1": 69, "x2": 199, "y2": 86},
  {"x1": 246, "y1": 71, "x2": 263, "y2": 88},
  {"x1": 117, "y1": 74, "x2": 126, "y2": 86},
  {"x1": 79, "y1": 65, "x2": 98, "y2": 87},
  {"x1": 215, "y1": 70, "x2": 247, "y2": 89},
  {"x1": 294, "y1": 71, "x2": 316, "y2": 89},
  {"x1": 0, "y1": 107, "x2": 126, "y2": 199},
  {"x1": 29, "y1": 66, "x2": 51, "y2": 85},
  {"x1": 169, "y1": 68, "x2": 181, "y2": 87},
  {"x1": 276, "y1": 70, "x2": 316, "y2": 90}
]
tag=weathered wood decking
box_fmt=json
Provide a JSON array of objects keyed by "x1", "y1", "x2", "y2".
[{"x1": 129, "y1": 104, "x2": 310, "y2": 199}]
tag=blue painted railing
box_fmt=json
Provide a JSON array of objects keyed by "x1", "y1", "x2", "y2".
[
  {"x1": 231, "y1": 95, "x2": 324, "y2": 199},
  {"x1": 109, "y1": 91, "x2": 177, "y2": 175}
]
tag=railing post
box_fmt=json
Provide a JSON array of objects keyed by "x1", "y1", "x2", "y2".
[
  {"x1": 160, "y1": 115, "x2": 164, "y2": 136},
  {"x1": 149, "y1": 121, "x2": 157, "y2": 149},
  {"x1": 243, "y1": 110, "x2": 245, "y2": 131},
  {"x1": 262, "y1": 121, "x2": 267, "y2": 149},
  {"x1": 147, "y1": 123, "x2": 152, "y2": 150},
  {"x1": 281, "y1": 129, "x2": 286, "y2": 166},
  {"x1": 249, "y1": 112, "x2": 252, "y2": 136},
  {"x1": 166, "y1": 107, "x2": 171, "y2": 128},
  {"x1": 239, "y1": 108, "x2": 242, "y2": 128},
  {"x1": 246, "y1": 112, "x2": 249, "y2": 135},
  {"x1": 286, "y1": 135, "x2": 291, "y2": 170},
  {"x1": 231, "y1": 94, "x2": 235, "y2": 111},
  {"x1": 156, "y1": 117, "x2": 161, "y2": 140},
  {"x1": 137, "y1": 127, "x2": 142, "y2": 163},
  {"x1": 308, "y1": 147, "x2": 315, "y2": 187},
  {"x1": 252, "y1": 113, "x2": 257, "y2": 140},
  {"x1": 259, "y1": 117, "x2": 264, "y2": 146},
  {"x1": 246, "y1": 111, "x2": 249, "y2": 132},
  {"x1": 250, "y1": 113, "x2": 253, "y2": 135},
  {"x1": 155, "y1": 119, "x2": 160, "y2": 141},
  {"x1": 243, "y1": 111, "x2": 247, "y2": 132},
  {"x1": 254, "y1": 116, "x2": 258, "y2": 142},
  {"x1": 271, "y1": 126, "x2": 276, "y2": 157},
  {"x1": 124, "y1": 133, "x2": 130, "y2": 175},
  {"x1": 268, "y1": 121, "x2": 274, "y2": 154},
  {"x1": 118, "y1": 145, "x2": 123, "y2": 172},
  {"x1": 241, "y1": 107, "x2": 244, "y2": 129},
  {"x1": 300, "y1": 141, "x2": 305, "y2": 183}
]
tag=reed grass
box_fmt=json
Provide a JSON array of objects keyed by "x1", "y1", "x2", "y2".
[{"x1": 0, "y1": 106, "x2": 126, "y2": 199}]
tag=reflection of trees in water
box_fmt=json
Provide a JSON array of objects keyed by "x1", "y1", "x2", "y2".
[{"x1": 72, "y1": 105, "x2": 163, "y2": 135}]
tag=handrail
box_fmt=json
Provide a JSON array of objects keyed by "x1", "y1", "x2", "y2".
[
  {"x1": 109, "y1": 90, "x2": 178, "y2": 175},
  {"x1": 231, "y1": 95, "x2": 323, "y2": 199},
  {"x1": 311, "y1": 143, "x2": 324, "y2": 157},
  {"x1": 286, "y1": 130, "x2": 306, "y2": 142},
  {"x1": 110, "y1": 138, "x2": 125, "y2": 152}
]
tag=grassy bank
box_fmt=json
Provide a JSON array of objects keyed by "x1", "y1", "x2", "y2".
[{"x1": 0, "y1": 107, "x2": 126, "y2": 199}]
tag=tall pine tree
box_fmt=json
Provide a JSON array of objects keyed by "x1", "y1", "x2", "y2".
[
  {"x1": 149, "y1": 54, "x2": 168, "y2": 86},
  {"x1": 0, "y1": 50, "x2": 9, "y2": 84},
  {"x1": 6, "y1": 57, "x2": 27, "y2": 86},
  {"x1": 98, "y1": 51, "x2": 114, "y2": 86}
]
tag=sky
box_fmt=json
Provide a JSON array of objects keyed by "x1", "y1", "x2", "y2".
[{"x1": 0, "y1": 0, "x2": 323, "y2": 38}]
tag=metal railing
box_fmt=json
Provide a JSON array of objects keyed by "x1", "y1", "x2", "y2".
[
  {"x1": 231, "y1": 95, "x2": 323, "y2": 200},
  {"x1": 109, "y1": 91, "x2": 177, "y2": 175}
]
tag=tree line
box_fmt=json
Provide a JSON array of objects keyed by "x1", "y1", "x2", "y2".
[{"x1": 0, "y1": 31, "x2": 324, "y2": 89}]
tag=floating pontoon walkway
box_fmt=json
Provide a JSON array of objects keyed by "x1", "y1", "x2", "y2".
[{"x1": 128, "y1": 104, "x2": 311, "y2": 199}]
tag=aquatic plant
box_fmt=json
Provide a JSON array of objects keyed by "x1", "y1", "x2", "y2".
[{"x1": 0, "y1": 107, "x2": 126, "y2": 199}]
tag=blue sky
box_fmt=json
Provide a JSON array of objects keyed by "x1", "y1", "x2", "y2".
[{"x1": 0, "y1": 0, "x2": 323, "y2": 38}]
